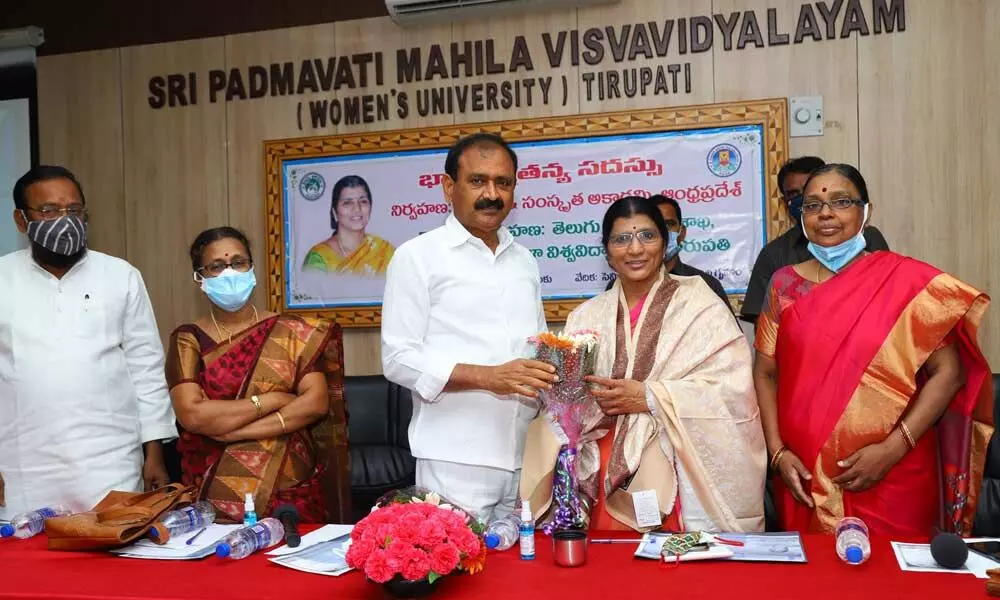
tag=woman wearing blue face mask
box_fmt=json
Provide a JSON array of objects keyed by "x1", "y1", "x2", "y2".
[
  {"x1": 164, "y1": 227, "x2": 350, "y2": 524},
  {"x1": 752, "y1": 164, "x2": 992, "y2": 539}
]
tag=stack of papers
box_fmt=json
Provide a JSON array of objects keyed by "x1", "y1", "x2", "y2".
[
  {"x1": 267, "y1": 524, "x2": 354, "y2": 576},
  {"x1": 635, "y1": 532, "x2": 808, "y2": 563},
  {"x1": 110, "y1": 524, "x2": 242, "y2": 560}
]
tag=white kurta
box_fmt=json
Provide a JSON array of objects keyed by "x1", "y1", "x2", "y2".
[
  {"x1": 0, "y1": 250, "x2": 177, "y2": 519},
  {"x1": 381, "y1": 214, "x2": 547, "y2": 472}
]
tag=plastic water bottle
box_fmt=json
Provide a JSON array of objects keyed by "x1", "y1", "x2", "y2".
[
  {"x1": 835, "y1": 516, "x2": 871, "y2": 565},
  {"x1": 149, "y1": 501, "x2": 217, "y2": 542},
  {"x1": 484, "y1": 513, "x2": 520, "y2": 551},
  {"x1": 215, "y1": 518, "x2": 284, "y2": 560},
  {"x1": 0, "y1": 505, "x2": 72, "y2": 539},
  {"x1": 518, "y1": 500, "x2": 535, "y2": 560}
]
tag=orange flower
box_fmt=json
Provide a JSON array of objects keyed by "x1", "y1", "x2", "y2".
[{"x1": 460, "y1": 541, "x2": 488, "y2": 575}]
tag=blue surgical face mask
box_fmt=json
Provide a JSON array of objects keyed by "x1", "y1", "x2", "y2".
[
  {"x1": 199, "y1": 268, "x2": 256, "y2": 312},
  {"x1": 788, "y1": 194, "x2": 804, "y2": 222},
  {"x1": 804, "y1": 204, "x2": 869, "y2": 273},
  {"x1": 664, "y1": 230, "x2": 681, "y2": 260}
]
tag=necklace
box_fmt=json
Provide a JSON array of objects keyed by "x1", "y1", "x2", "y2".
[{"x1": 211, "y1": 305, "x2": 259, "y2": 344}]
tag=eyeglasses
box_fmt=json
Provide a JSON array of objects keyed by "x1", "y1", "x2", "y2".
[
  {"x1": 801, "y1": 198, "x2": 864, "y2": 215},
  {"x1": 23, "y1": 205, "x2": 87, "y2": 220},
  {"x1": 197, "y1": 257, "x2": 253, "y2": 278},
  {"x1": 608, "y1": 229, "x2": 661, "y2": 248}
]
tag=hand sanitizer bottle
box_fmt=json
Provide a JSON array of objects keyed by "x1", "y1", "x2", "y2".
[
  {"x1": 243, "y1": 493, "x2": 257, "y2": 527},
  {"x1": 519, "y1": 499, "x2": 535, "y2": 560}
]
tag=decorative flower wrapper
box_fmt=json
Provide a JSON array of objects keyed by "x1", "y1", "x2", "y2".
[
  {"x1": 373, "y1": 485, "x2": 486, "y2": 537},
  {"x1": 529, "y1": 330, "x2": 601, "y2": 534}
]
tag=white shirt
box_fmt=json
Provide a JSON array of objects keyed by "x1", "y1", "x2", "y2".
[
  {"x1": 0, "y1": 250, "x2": 177, "y2": 519},
  {"x1": 381, "y1": 214, "x2": 547, "y2": 471}
]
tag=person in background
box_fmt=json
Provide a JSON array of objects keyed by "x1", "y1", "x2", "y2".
[
  {"x1": 381, "y1": 133, "x2": 558, "y2": 523},
  {"x1": 522, "y1": 196, "x2": 766, "y2": 531},
  {"x1": 0, "y1": 165, "x2": 176, "y2": 519},
  {"x1": 753, "y1": 164, "x2": 992, "y2": 537},
  {"x1": 740, "y1": 156, "x2": 889, "y2": 323},
  {"x1": 605, "y1": 194, "x2": 730, "y2": 310},
  {"x1": 302, "y1": 174, "x2": 395, "y2": 276},
  {"x1": 167, "y1": 227, "x2": 350, "y2": 523}
]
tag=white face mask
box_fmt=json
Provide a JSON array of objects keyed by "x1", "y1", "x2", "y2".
[{"x1": 803, "y1": 204, "x2": 869, "y2": 272}]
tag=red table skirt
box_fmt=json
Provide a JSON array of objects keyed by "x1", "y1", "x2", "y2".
[{"x1": 0, "y1": 527, "x2": 986, "y2": 600}]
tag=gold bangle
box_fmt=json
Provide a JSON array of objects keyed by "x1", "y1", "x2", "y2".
[
  {"x1": 899, "y1": 422, "x2": 916, "y2": 451},
  {"x1": 275, "y1": 410, "x2": 287, "y2": 434},
  {"x1": 770, "y1": 447, "x2": 788, "y2": 471},
  {"x1": 250, "y1": 395, "x2": 263, "y2": 419}
]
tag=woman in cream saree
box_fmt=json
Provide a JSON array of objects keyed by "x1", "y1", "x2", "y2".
[{"x1": 521, "y1": 197, "x2": 767, "y2": 532}]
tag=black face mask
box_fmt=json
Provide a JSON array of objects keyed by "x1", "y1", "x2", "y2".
[{"x1": 31, "y1": 241, "x2": 86, "y2": 270}]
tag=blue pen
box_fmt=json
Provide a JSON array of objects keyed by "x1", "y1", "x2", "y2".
[{"x1": 185, "y1": 527, "x2": 207, "y2": 545}]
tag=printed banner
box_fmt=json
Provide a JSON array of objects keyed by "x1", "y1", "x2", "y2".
[{"x1": 283, "y1": 124, "x2": 765, "y2": 309}]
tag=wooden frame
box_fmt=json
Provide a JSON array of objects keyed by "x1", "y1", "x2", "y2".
[{"x1": 264, "y1": 98, "x2": 789, "y2": 327}]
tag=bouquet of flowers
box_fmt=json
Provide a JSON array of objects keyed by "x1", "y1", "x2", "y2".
[
  {"x1": 529, "y1": 330, "x2": 601, "y2": 533},
  {"x1": 346, "y1": 486, "x2": 487, "y2": 594}
]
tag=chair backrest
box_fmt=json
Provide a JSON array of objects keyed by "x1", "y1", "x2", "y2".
[{"x1": 344, "y1": 375, "x2": 413, "y2": 448}]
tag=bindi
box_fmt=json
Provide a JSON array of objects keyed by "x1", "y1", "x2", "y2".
[{"x1": 822, "y1": 187, "x2": 827, "y2": 192}]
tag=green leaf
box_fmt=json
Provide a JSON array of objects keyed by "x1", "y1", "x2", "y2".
[{"x1": 427, "y1": 571, "x2": 441, "y2": 584}]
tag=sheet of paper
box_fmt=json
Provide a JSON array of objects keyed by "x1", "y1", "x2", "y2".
[
  {"x1": 110, "y1": 524, "x2": 241, "y2": 560},
  {"x1": 891, "y1": 541, "x2": 999, "y2": 579},
  {"x1": 631, "y1": 490, "x2": 661, "y2": 529},
  {"x1": 269, "y1": 533, "x2": 353, "y2": 576},
  {"x1": 707, "y1": 532, "x2": 808, "y2": 563},
  {"x1": 131, "y1": 524, "x2": 241, "y2": 551},
  {"x1": 267, "y1": 524, "x2": 354, "y2": 556}
]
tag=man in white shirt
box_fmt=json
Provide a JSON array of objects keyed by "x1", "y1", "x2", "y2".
[
  {"x1": 0, "y1": 166, "x2": 177, "y2": 519},
  {"x1": 381, "y1": 134, "x2": 557, "y2": 522}
]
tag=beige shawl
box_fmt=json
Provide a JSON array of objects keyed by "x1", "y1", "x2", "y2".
[{"x1": 520, "y1": 271, "x2": 766, "y2": 532}]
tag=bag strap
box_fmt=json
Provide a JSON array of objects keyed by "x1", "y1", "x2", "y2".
[{"x1": 96, "y1": 484, "x2": 192, "y2": 524}]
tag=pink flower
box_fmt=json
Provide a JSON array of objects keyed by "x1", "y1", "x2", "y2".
[
  {"x1": 385, "y1": 541, "x2": 416, "y2": 571},
  {"x1": 429, "y1": 542, "x2": 461, "y2": 575},
  {"x1": 415, "y1": 519, "x2": 447, "y2": 548},
  {"x1": 400, "y1": 547, "x2": 432, "y2": 581},
  {"x1": 364, "y1": 549, "x2": 395, "y2": 583},
  {"x1": 453, "y1": 529, "x2": 481, "y2": 556},
  {"x1": 345, "y1": 537, "x2": 376, "y2": 569}
]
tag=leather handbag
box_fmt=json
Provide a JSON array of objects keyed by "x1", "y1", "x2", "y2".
[{"x1": 45, "y1": 483, "x2": 195, "y2": 551}]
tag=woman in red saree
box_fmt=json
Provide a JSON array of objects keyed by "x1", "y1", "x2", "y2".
[
  {"x1": 753, "y1": 164, "x2": 993, "y2": 538},
  {"x1": 166, "y1": 227, "x2": 350, "y2": 523}
]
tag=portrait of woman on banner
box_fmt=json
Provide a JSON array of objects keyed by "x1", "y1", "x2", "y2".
[{"x1": 302, "y1": 174, "x2": 395, "y2": 277}]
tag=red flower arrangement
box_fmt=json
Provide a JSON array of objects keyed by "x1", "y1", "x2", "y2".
[{"x1": 346, "y1": 491, "x2": 487, "y2": 585}]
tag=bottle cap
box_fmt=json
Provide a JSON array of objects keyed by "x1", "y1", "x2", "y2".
[
  {"x1": 244, "y1": 493, "x2": 254, "y2": 511},
  {"x1": 520, "y1": 499, "x2": 532, "y2": 520},
  {"x1": 215, "y1": 543, "x2": 232, "y2": 558},
  {"x1": 845, "y1": 545, "x2": 863, "y2": 564},
  {"x1": 0, "y1": 524, "x2": 14, "y2": 537},
  {"x1": 484, "y1": 533, "x2": 500, "y2": 549},
  {"x1": 149, "y1": 525, "x2": 163, "y2": 539}
]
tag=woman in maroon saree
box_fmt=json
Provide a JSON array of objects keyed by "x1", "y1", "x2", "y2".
[
  {"x1": 753, "y1": 165, "x2": 993, "y2": 538},
  {"x1": 166, "y1": 227, "x2": 350, "y2": 523}
]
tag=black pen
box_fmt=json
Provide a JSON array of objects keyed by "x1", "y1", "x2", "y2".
[{"x1": 590, "y1": 538, "x2": 643, "y2": 544}]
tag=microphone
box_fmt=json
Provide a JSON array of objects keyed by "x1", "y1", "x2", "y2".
[
  {"x1": 273, "y1": 504, "x2": 301, "y2": 548},
  {"x1": 930, "y1": 532, "x2": 969, "y2": 569}
]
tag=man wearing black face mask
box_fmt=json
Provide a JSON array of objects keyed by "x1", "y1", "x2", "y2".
[
  {"x1": 381, "y1": 134, "x2": 557, "y2": 522},
  {"x1": 740, "y1": 157, "x2": 890, "y2": 324},
  {"x1": 0, "y1": 166, "x2": 177, "y2": 521}
]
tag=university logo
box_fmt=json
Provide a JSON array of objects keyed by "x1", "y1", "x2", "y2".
[
  {"x1": 706, "y1": 144, "x2": 741, "y2": 178},
  {"x1": 299, "y1": 172, "x2": 326, "y2": 201}
]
